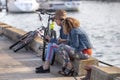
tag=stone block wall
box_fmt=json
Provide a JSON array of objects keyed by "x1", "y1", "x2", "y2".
[{"x1": 90, "y1": 66, "x2": 120, "y2": 80}]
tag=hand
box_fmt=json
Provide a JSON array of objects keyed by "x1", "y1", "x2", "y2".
[
  {"x1": 58, "y1": 38, "x2": 63, "y2": 43},
  {"x1": 45, "y1": 35, "x2": 50, "y2": 41}
]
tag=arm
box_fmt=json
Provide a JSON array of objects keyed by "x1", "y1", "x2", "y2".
[
  {"x1": 70, "y1": 31, "x2": 79, "y2": 48},
  {"x1": 58, "y1": 38, "x2": 67, "y2": 43},
  {"x1": 58, "y1": 27, "x2": 68, "y2": 44}
]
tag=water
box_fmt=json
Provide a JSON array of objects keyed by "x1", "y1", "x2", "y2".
[{"x1": 0, "y1": 1, "x2": 120, "y2": 67}]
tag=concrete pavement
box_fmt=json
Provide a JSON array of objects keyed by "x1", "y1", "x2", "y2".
[{"x1": 0, "y1": 35, "x2": 81, "y2": 80}]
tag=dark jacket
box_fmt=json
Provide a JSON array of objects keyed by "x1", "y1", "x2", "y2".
[{"x1": 50, "y1": 26, "x2": 68, "y2": 44}]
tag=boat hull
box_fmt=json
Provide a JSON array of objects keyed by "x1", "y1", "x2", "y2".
[
  {"x1": 7, "y1": 0, "x2": 39, "y2": 12},
  {"x1": 39, "y1": 1, "x2": 80, "y2": 11}
]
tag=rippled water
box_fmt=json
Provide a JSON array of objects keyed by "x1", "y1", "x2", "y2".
[{"x1": 0, "y1": 1, "x2": 120, "y2": 67}]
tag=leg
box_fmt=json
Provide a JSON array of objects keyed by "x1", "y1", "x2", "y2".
[
  {"x1": 57, "y1": 44, "x2": 75, "y2": 76},
  {"x1": 45, "y1": 43, "x2": 58, "y2": 64},
  {"x1": 35, "y1": 43, "x2": 58, "y2": 73}
]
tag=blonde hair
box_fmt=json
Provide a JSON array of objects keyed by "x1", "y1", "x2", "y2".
[
  {"x1": 62, "y1": 17, "x2": 80, "y2": 34},
  {"x1": 54, "y1": 10, "x2": 67, "y2": 20}
]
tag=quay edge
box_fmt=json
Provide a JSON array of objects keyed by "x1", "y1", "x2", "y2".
[{"x1": 0, "y1": 22, "x2": 120, "y2": 80}]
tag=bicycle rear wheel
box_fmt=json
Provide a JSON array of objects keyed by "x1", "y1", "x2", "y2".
[
  {"x1": 14, "y1": 43, "x2": 27, "y2": 52},
  {"x1": 9, "y1": 32, "x2": 31, "y2": 49},
  {"x1": 9, "y1": 41, "x2": 21, "y2": 49}
]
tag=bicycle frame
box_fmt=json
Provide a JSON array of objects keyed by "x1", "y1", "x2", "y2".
[{"x1": 36, "y1": 10, "x2": 56, "y2": 62}]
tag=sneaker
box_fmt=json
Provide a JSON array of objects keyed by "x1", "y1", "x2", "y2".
[
  {"x1": 35, "y1": 66, "x2": 50, "y2": 73},
  {"x1": 36, "y1": 66, "x2": 42, "y2": 70}
]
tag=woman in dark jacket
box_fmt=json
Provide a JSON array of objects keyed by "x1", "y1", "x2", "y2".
[
  {"x1": 58, "y1": 17, "x2": 93, "y2": 76},
  {"x1": 35, "y1": 10, "x2": 68, "y2": 73}
]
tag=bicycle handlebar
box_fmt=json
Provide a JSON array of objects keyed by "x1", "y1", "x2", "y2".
[{"x1": 36, "y1": 9, "x2": 55, "y2": 16}]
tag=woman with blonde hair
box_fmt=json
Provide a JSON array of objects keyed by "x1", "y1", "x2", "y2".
[{"x1": 58, "y1": 17, "x2": 92, "y2": 76}]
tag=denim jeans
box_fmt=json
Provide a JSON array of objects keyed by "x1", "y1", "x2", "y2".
[{"x1": 45, "y1": 43, "x2": 58, "y2": 64}]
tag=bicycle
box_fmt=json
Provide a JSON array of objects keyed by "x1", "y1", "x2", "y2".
[
  {"x1": 9, "y1": 9, "x2": 56, "y2": 65},
  {"x1": 36, "y1": 9, "x2": 56, "y2": 65}
]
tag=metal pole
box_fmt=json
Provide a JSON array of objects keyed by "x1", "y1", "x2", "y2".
[
  {"x1": 99, "y1": 60, "x2": 114, "y2": 67},
  {"x1": 0, "y1": 0, "x2": 2, "y2": 11},
  {"x1": 5, "y1": 0, "x2": 8, "y2": 12}
]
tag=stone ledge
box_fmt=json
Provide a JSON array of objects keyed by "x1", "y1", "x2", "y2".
[
  {"x1": 3, "y1": 27, "x2": 26, "y2": 41},
  {"x1": 55, "y1": 53, "x2": 99, "y2": 76},
  {"x1": 0, "y1": 22, "x2": 8, "y2": 25},
  {"x1": 90, "y1": 66, "x2": 120, "y2": 80},
  {"x1": 0, "y1": 23, "x2": 12, "y2": 34},
  {"x1": 73, "y1": 57, "x2": 99, "y2": 76},
  {"x1": 115, "y1": 77, "x2": 120, "y2": 80}
]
